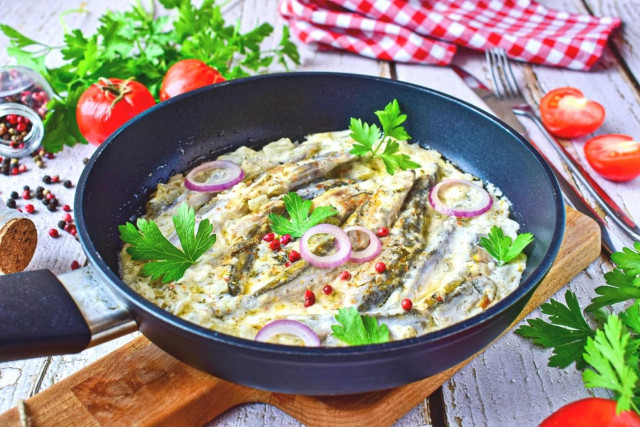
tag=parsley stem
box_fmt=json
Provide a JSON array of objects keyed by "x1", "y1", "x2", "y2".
[{"x1": 371, "y1": 137, "x2": 386, "y2": 157}]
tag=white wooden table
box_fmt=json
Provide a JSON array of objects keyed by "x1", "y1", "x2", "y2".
[{"x1": 1, "y1": 0, "x2": 639, "y2": 425}]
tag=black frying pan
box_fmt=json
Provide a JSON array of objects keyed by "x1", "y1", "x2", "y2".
[{"x1": 0, "y1": 73, "x2": 564, "y2": 395}]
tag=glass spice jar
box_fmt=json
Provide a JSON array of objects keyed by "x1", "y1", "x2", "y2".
[{"x1": 0, "y1": 65, "x2": 54, "y2": 158}]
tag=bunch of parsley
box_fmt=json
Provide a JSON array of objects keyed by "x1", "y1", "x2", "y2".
[
  {"x1": 516, "y1": 242, "x2": 640, "y2": 414},
  {"x1": 0, "y1": 0, "x2": 299, "y2": 152}
]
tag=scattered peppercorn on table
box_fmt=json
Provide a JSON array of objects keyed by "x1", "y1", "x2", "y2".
[{"x1": 1, "y1": 1, "x2": 640, "y2": 426}]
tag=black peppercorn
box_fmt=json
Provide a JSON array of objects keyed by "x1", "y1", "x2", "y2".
[
  {"x1": 49, "y1": 198, "x2": 58, "y2": 207},
  {"x1": 6, "y1": 198, "x2": 16, "y2": 209},
  {"x1": 47, "y1": 204, "x2": 57, "y2": 212},
  {"x1": 42, "y1": 175, "x2": 52, "y2": 184},
  {"x1": 83, "y1": 158, "x2": 89, "y2": 165},
  {"x1": 63, "y1": 180, "x2": 73, "y2": 188},
  {"x1": 58, "y1": 220, "x2": 66, "y2": 229},
  {"x1": 42, "y1": 198, "x2": 50, "y2": 206},
  {"x1": 23, "y1": 185, "x2": 30, "y2": 191},
  {"x1": 10, "y1": 191, "x2": 18, "y2": 199}
]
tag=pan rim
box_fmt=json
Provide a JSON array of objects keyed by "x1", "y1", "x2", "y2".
[{"x1": 76, "y1": 71, "x2": 565, "y2": 358}]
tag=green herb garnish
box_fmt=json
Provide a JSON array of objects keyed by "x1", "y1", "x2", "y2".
[
  {"x1": 0, "y1": 0, "x2": 299, "y2": 152},
  {"x1": 582, "y1": 315, "x2": 640, "y2": 413},
  {"x1": 478, "y1": 226, "x2": 534, "y2": 267},
  {"x1": 268, "y1": 192, "x2": 337, "y2": 238},
  {"x1": 119, "y1": 203, "x2": 216, "y2": 283},
  {"x1": 516, "y1": 242, "x2": 640, "y2": 415},
  {"x1": 587, "y1": 242, "x2": 640, "y2": 311},
  {"x1": 516, "y1": 291, "x2": 595, "y2": 369},
  {"x1": 349, "y1": 99, "x2": 421, "y2": 175},
  {"x1": 331, "y1": 307, "x2": 390, "y2": 346}
]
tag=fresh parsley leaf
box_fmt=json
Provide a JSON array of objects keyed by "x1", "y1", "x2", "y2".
[
  {"x1": 583, "y1": 315, "x2": 640, "y2": 414},
  {"x1": 375, "y1": 99, "x2": 410, "y2": 141},
  {"x1": 621, "y1": 301, "x2": 640, "y2": 335},
  {"x1": 587, "y1": 243, "x2": 640, "y2": 312},
  {"x1": 587, "y1": 269, "x2": 640, "y2": 312},
  {"x1": 516, "y1": 291, "x2": 595, "y2": 369},
  {"x1": 119, "y1": 203, "x2": 216, "y2": 283},
  {"x1": 349, "y1": 117, "x2": 381, "y2": 155},
  {"x1": 478, "y1": 226, "x2": 534, "y2": 267},
  {"x1": 612, "y1": 242, "x2": 640, "y2": 277},
  {"x1": 348, "y1": 99, "x2": 420, "y2": 175},
  {"x1": 331, "y1": 307, "x2": 390, "y2": 346},
  {"x1": 268, "y1": 192, "x2": 337, "y2": 238}
]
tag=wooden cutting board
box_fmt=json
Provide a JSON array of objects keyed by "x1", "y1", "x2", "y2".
[{"x1": 0, "y1": 207, "x2": 601, "y2": 427}]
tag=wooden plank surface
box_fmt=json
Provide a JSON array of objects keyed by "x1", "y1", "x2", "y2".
[
  {"x1": 0, "y1": 0, "x2": 638, "y2": 426},
  {"x1": 0, "y1": 207, "x2": 600, "y2": 427}
]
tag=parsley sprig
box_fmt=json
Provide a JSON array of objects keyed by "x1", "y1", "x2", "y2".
[
  {"x1": 0, "y1": 0, "x2": 299, "y2": 152},
  {"x1": 269, "y1": 192, "x2": 337, "y2": 238},
  {"x1": 349, "y1": 99, "x2": 421, "y2": 175},
  {"x1": 119, "y1": 203, "x2": 216, "y2": 283},
  {"x1": 478, "y1": 226, "x2": 534, "y2": 267},
  {"x1": 331, "y1": 307, "x2": 390, "y2": 346},
  {"x1": 516, "y1": 241, "x2": 640, "y2": 415}
]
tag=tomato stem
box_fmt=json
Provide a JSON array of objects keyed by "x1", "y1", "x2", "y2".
[{"x1": 97, "y1": 77, "x2": 133, "y2": 112}]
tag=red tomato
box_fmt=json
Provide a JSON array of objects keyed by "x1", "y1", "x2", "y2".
[
  {"x1": 540, "y1": 398, "x2": 640, "y2": 427},
  {"x1": 540, "y1": 87, "x2": 605, "y2": 139},
  {"x1": 584, "y1": 134, "x2": 640, "y2": 182},
  {"x1": 76, "y1": 78, "x2": 155, "y2": 145},
  {"x1": 160, "y1": 59, "x2": 226, "y2": 101}
]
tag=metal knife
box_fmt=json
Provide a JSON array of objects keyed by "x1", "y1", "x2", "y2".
[{"x1": 452, "y1": 65, "x2": 616, "y2": 255}]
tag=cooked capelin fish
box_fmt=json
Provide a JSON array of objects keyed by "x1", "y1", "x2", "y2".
[
  {"x1": 240, "y1": 187, "x2": 370, "y2": 296},
  {"x1": 246, "y1": 171, "x2": 417, "y2": 299},
  {"x1": 221, "y1": 178, "x2": 356, "y2": 250},
  {"x1": 148, "y1": 139, "x2": 321, "y2": 233},
  {"x1": 195, "y1": 151, "x2": 355, "y2": 232},
  {"x1": 377, "y1": 217, "x2": 458, "y2": 310},
  {"x1": 427, "y1": 277, "x2": 498, "y2": 330},
  {"x1": 220, "y1": 185, "x2": 368, "y2": 296},
  {"x1": 343, "y1": 168, "x2": 439, "y2": 312}
]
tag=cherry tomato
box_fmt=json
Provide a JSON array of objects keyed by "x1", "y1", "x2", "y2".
[
  {"x1": 540, "y1": 398, "x2": 640, "y2": 427},
  {"x1": 160, "y1": 59, "x2": 226, "y2": 101},
  {"x1": 540, "y1": 87, "x2": 605, "y2": 139},
  {"x1": 584, "y1": 134, "x2": 640, "y2": 182},
  {"x1": 76, "y1": 78, "x2": 155, "y2": 145}
]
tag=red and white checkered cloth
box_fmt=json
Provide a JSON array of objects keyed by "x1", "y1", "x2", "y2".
[{"x1": 279, "y1": 0, "x2": 621, "y2": 70}]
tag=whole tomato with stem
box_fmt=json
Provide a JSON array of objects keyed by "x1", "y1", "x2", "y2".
[
  {"x1": 540, "y1": 398, "x2": 640, "y2": 427},
  {"x1": 160, "y1": 59, "x2": 226, "y2": 101},
  {"x1": 584, "y1": 134, "x2": 640, "y2": 182},
  {"x1": 76, "y1": 78, "x2": 155, "y2": 145},
  {"x1": 540, "y1": 87, "x2": 605, "y2": 139}
]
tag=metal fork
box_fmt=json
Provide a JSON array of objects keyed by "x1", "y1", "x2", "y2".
[{"x1": 486, "y1": 47, "x2": 640, "y2": 242}]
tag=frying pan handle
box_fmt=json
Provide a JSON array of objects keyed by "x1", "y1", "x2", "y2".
[{"x1": 0, "y1": 266, "x2": 137, "y2": 362}]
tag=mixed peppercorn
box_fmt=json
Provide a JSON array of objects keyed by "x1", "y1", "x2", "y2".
[{"x1": 0, "y1": 68, "x2": 50, "y2": 118}]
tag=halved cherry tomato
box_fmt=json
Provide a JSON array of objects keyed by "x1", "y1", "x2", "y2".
[
  {"x1": 584, "y1": 134, "x2": 640, "y2": 182},
  {"x1": 160, "y1": 59, "x2": 226, "y2": 101},
  {"x1": 76, "y1": 78, "x2": 155, "y2": 145},
  {"x1": 540, "y1": 87, "x2": 605, "y2": 139},
  {"x1": 540, "y1": 398, "x2": 640, "y2": 427}
]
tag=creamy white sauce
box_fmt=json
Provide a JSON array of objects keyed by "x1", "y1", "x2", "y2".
[{"x1": 120, "y1": 130, "x2": 526, "y2": 346}]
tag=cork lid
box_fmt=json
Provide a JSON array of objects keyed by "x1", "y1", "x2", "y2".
[{"x1": 0, "y1": 217, "x2": 37, "y2": 274}]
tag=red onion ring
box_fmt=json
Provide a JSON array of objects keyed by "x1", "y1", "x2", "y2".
[
  {"x1": 428, "y1": 179, "x2": 493, "y2": 218},
  {"x1": 344, "y1": 226, "x2": 381, "y2": 263},
  {"x1": 255, "y1": 319, "x2": 320, "y2": 347},
  {"x1": 299, "y1": 224, "x2": 352, "y2": 269},
  {"x1": 184, "y1": 160, "x2": 244, "y2": 192}
]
